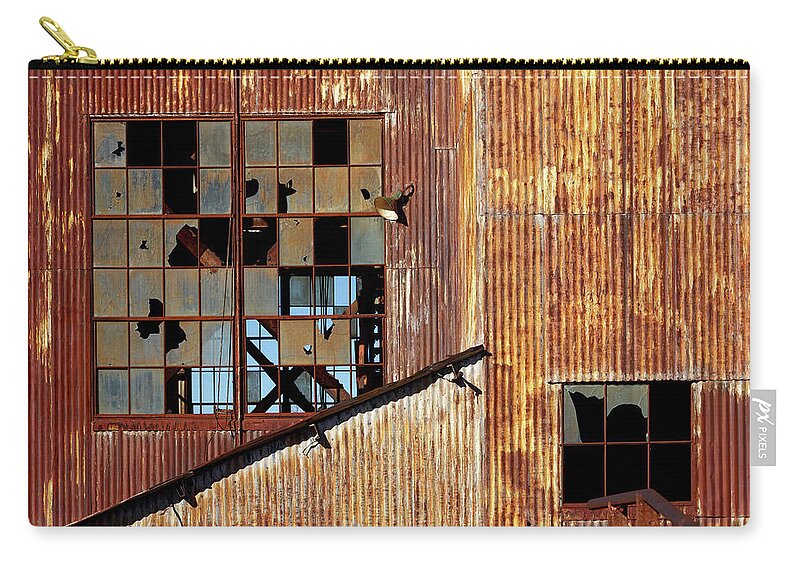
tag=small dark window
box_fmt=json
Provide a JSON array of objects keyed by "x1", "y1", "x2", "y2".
[
  {"x1": 314, "y1": 217, "x2": 349, "y2": 265},
  {"x1": 126, "y1": 121, "x2": 161, "y2": 167},
  {"x1": 562, "y1": 383, "x2": 692, "y2": 504},
  {"x1": 163, "y1": 169, "x2": 198, "y2": 214},
  {"x1": 563, "y1": 446, "x2": 604, "y2": 503},
  {"x1": 163, "y1": 121, "x2": 197, "y2": 166},
  {"x1": 313, "y1": 119, "x2": 348, "y2": 165}
]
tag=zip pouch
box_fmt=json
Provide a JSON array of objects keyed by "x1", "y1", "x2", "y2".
[{"x1": 29, "y1": 17, "x2": 750, "y2": 527}]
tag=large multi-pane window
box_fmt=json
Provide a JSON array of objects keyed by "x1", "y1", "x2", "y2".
[{"x1": 92, "y1": 117, "x2": 385, "y2": 419}]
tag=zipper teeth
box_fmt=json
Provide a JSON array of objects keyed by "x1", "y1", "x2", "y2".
[{"x1": 30, "y1": 57, "x2": 750, "y2": 70}]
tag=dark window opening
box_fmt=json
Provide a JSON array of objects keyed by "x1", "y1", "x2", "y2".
[
  {"x1": 563, "y1": 446, "x2": 604, "y2": 504},
  {"x1": 650, "y1": 444, "x2": 691, "y2": 502},
  {"x1": 198, "y1": 219, "x2": 232, "y2": 266},
  {"x1": 313, "y1": 119, "x2": 348, "y2": 165},
  {"x1": 242, "y1": 218, "x2": 278, "y2": 266},
  {"x1": 314, "y1": 217, "x2": 348, "y2": 265},
  {"x1": 126, "y1": 121, "x2": 161, "y2": 167},
  {"x1": 562, "y1": 382, "x2": 692, "y2": 504},
  {"x1": 163, "y1": 169, "x2": 198, "y2": 214},
  {"x1": 163, "y1": 121, "x2": 197, "y2": 166}
]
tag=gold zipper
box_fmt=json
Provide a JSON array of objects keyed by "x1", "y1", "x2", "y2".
[
  {"x1": 39, "y1": 16, "x2": 98, "y2": 65},
  {"x1": 35, "y1": 16, "x2": 747, "y2": 70}
]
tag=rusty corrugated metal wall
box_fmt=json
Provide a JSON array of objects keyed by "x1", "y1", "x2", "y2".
[
  {"x1": 29, "y1": 66, "x2": 748, "y2": 526},
  {"x1": 482, "y1": 69, "x2": 749, "y2": 525}
]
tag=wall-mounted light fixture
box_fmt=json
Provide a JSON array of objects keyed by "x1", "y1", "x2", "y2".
[{"x1": 374, "y1": 183, "x2": 416, "y2": 226}]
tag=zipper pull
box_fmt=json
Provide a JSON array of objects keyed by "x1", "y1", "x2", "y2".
[{"x1": 39, "y1": 16, "x2": 98, "y2": 64}]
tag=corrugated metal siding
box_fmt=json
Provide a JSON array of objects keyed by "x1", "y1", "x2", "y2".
[
  {"x1": 30, "y1": 68, "x2": 486, "y2": 525},
  {"x1": 30, "y1": 66, "x2": 748, "y2": 526},
  {"x1": 479, "y1": 69, "x2": 749, "y2": 525},
  {"x1": 694, "y1": 380, "x2": 749, "y2": 520},
  {"x1": 111, "y1": 366, "x2": 486, "y2": 526},
  {"x1": 29, "y1": 69, "x2": 241, "y2": 526}
]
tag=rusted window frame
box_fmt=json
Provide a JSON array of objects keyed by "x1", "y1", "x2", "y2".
[
  {"x1": 559, "y1": 382, "x2": 695, "y2": 512},
  {"x1": 90, "y1": 115, "x2": 387, "y2": 432}
]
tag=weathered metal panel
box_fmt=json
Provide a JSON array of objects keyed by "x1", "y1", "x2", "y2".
[
  {"x1": 88, "y1": 69, "x2": 236, "y2": 115},
  {"x1": 30, "y1": 69, "x2": 242, "y2": 526},
  {"x1": 671, "y1": 213, "x2": 747, "y2": 380},
  {"x1": 30, "y1": 65, "x2": 748, "y2": 527},
  {"x1": 544, "y1": 214, "x2": 630, "y2": 382},
  {"x1": 672, "y1": 71, "x2": 750, "y2": 213},
  {"x1": 122, "y1": 363, "x2": 486, "y2": 526},
  {"x1": 694, "y1": 380, "x2": 749, "y2": 521}
]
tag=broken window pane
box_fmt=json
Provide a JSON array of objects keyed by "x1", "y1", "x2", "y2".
[
  {"x1": 94, "y1": 122, "x2": 126, "y2": 167},
  {"x1": 317, "y1": 366, "x2": 354, "y2": 408},
  {"x1": 164, "y1": 169, "x2": 198, "y2": 214},
  {"x1": 350, "y1": 166, "x2": 381, "y2": 213},
  {"x1": 199, "y1": 122, "x2": 231, "y2": 167},
  {"x1": 278, "y1": 120, "x2": 312, "y2": 165},
  {"x1": 165, "y1": 321, "x2": 200, "y2": 366},
  {"x1": 246, "y1": 319, "x2": 279, "y2": 363},
  {"x1": 279, "y1": 218, "x2": 313, "y2": 266},
  {"x1": 355, "y1": 365, "x2": 382, "y2": 395},
  {"x1": 128, "y1": 269, "x2": 163, "y2": 318},
  {"x1": 245, "y1": 121, "x2": 277, "y2": 166},
  {"x1": 562, "y1": 445, "x2": 604, "y2": 503},
  {"x1": 95, "y1": 169, "x2": 127, "y2": 215},
  {"x1": 606, "y1": 444, "x2": 647, "y2": 496},
  {"x1": 279, "y1": 269, "x2": 312, "y2": 316},
  {"x1": 165, "y1": 269, "x2": 199, "y2": 317},
  {"x1": 201, "y1": 321, "x2": 233, "y2": 367},
  {"x1": 245, "y1": 168, "x2": 277, "y2": 214},
  {"x1": 97, "y1": 370, "x2": 129, "y2": 414},
  {"x1": 127, "y1": 169, "x2": 163, "y2": 215},
  {"x1": 313, "y1": 119, "x2": 348, "y2": 165},
  {"x1": 197, "y1": 219, "x2": 231, "y2": 266},
  {"x1": 165, "y1": 368, "x2": 192, "y2": 414},
  {"x1": 246, "y1": 367, "x2": 279, "y2": 413},
  {"x1": 564, "y1": 385, "x2": 605, "y2": 444},
  {"x1": 650, "y1": 443, "x2": 691, "y2": 501},
  {"x1": 351, "y1": 318, "x2": 382, "y2": 364},
  {"x1": 350, "y1": 217, "x2": 384, "y2": 265},
  {"x1": 93, "y1": 269, "x2": 128, "y2": 317},
  {"x1": 606, "y1": 385, "x2": 648, "y2": 442},
  {"x1": 277, "y1": 168, "x2": 313, "y2": 213},
  {"x1": 351, "y1": 266, "x2": 384, "y2": 314},
  {"x1": 128, "y1": 220, "x2": 163, "y2": 267},
  {"x1": 244, "y1": 268, "x2": 279, "y2": 316},
  {"x1": 280, "y1": 368, "x2": 315, "y2": 412},
  {"x1": 349, "y1": 119, "x2": 382, "y2": 165},
  {"x1": 650, "y1": 382, "x2": 691, "y2": 441},
  {"x1": 162, "y1": 121, "x2": 197, "y2": 166},
  {"x1": 130, "y1": 368, "x2": 164, "y2": 414},
  {"x1": 314, "y1": 167, "x2": 348, "y2": 213},
  {"x1": 130, "y1": 321, "x2": 164, "y2": 366},
  {"x1": 242, "y1": 217, "x2": 278, "y2": 266},
  {"x1": 96, "y1": 321, "x2": 129, "y2": 366},
  {"x1": 201, "y1": 268, "x2": 234, "y2": 316},
  {"x1": 279, "y1": 320, "x2": 315, "y2": 365},
  {"x1": 199, "y1": 169, "x2": 232, "y2": 214},
  {"x1": 93, "y1": 220, "x2": 127, "y2": 267},
  {"x1": 314, "y1": 217, "x2": 348, "y2": 265},
  {"x1": 315, "y1": 267, "x2": 350, "y2": 315},
  {"x1": 165, "y1": 220, "x2": 199, "y2": 267},
  {"x1": 315, "y1": 318, "x2": 350, "y2": 365},
  {"x1": 126, "y1": 121, "x2": 160, "y2": 167}
]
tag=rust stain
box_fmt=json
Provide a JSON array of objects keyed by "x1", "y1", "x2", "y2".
[{"x1": 29, "y1": 66, "x2": 748, "y2": 526}]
